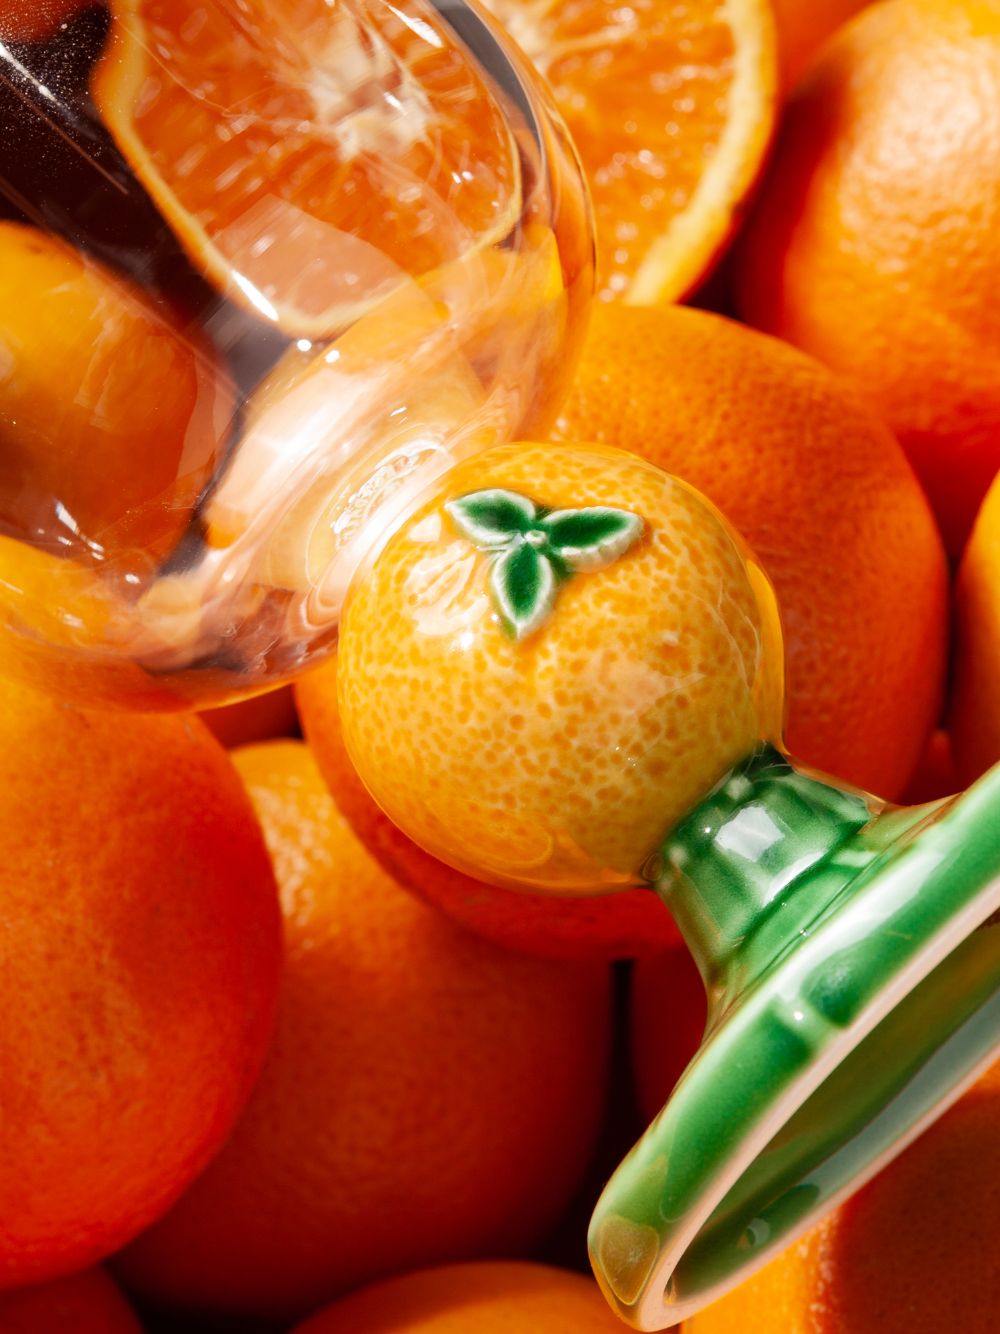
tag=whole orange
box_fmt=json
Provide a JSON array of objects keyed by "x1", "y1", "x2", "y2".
[
  {"x1": 116, "y1": 741, "x2": 611, "y2": 1322},
  {"x1": 900, "y1": 729, "x2": 958, "y2": 805},
  {"x1": 735, "y1": 0, "x2": 1000, "y2": 555},
  {"x1": 552, "y1": 304, "x2": 948, "y2": 800},
  {"x1": 629, "y1": 947, "x2": 708, "y2": 1124},
  {"x1": 0, "y1": 222, "x2": 233, "y2": 564},
  {"x1": 770, "y1": 0, "x2": 871, "y2": 91},
  {"x1": 688, "y1": 1054, "x2": 1000, "y2": 1333},
  {"x1": 951, "y1": 473, "x2": 1000, "y2": 783},
  {"x1": 291, "y1": 1261, "x2": 627, "y2": 1333},
  {"x1": 200, "y1": 685, "x2": 299, "y2": 749},
  {"x1": 297, "y1": 652, "x2": 678, "y2": 960},
  {"x1": 0, "y1": 680, "x2": 281, "y2": 1288},
  {"x1": 0, "y1": 1269, "x2": 141, "y2": 1334}
]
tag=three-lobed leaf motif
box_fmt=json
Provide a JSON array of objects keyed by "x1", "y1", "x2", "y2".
[{"x1": 445, "y1": 487, "x2": 645, "y2": 640}]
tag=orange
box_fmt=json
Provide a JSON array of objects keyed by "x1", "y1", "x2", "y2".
[
  {"x1": 735, "y1": 0, "x2": 1000, "y2": 556},
  {"x1": 687, "y1": 1054, "x2": 1000, "y2": 1333},
  {"x1": 332, "y1": 442, "x2": 783, "y2": 895},
  {"x1": 116, "y1": 740, "x2": 611, "y2": 1322},
  {"x1": 290, "y1": 1261, "x2": 627, "y2": 1333},
  {"x1": 0, "y1": 679, "x2": 281, "y2": 1288},
  {"x1": 482, "y1": 0, "x2": 778, "y2": 302},
  {"x1": 94, "y1": 0, "x2": 521, "y2": 337},
  {"x1": 0, "y1": 1269, "x2": 141, "y2": 1333},
  {"x1": 0, "y1": 0, "x2": 92, "y2": 41},
  {"x1": 0, "y1": 533, "x2": 222, "y2": 710},
  {"x1": 951, "y1": 472, "x2": 1000, "y2": 783},
  {"x1": 630, "y1": 946, "x2": 707, "y2": 1123},
  {"x1": 552, "y1": 304, "x2": 948, "y2": 800},
  {"x1": 0, "y1": 221, "x2": 233, "y2": 564},
  {"x1": 297, "y1": 649, "x2": 678, "y2": 960},
  {"x1": 200, "y1": 685, "x2": 299, "y2": 749},
  {"x1": 770, "y1": 0, "x2": 871, "y2": 92},
  {"x1": 900, "y1": 729, "x2": 958, "y2": 805}
]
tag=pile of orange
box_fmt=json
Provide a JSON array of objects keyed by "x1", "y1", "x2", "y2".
[{"x1": 5, "y1": 1, "x2": 1000, "y2": 1333}]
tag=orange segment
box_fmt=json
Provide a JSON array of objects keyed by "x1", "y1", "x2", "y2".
[
  {"x1": 482, "y1": 0, "x2": 777, "y2": 301},
  {"x1": 94, "y1": 0, "x2": 522, "y2": 337}
]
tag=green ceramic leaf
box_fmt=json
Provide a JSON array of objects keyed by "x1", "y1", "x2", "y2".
[
  {"x1": 541, "y1": 506, "x2": 644, "y2": 571},
  {"x1": 489, "y1": 541, "x2": 556, "y2": 640},
  {"x1": 445, "y1": 489, "x2": 537, "y2": 548}
]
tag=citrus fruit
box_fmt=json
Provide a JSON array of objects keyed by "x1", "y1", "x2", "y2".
[
  {"x1": 0, "y1": 0, "x2": 92, "y2": 42},
  {"x1": 630, "y1": 946, "x2": 707, "y2": 1123},
  {"x1": 115, "y1": 740, "x2": 611, "y2": 1322},
  {"x1": 687, "y1": 1054, "x2": 1000, "y2": 1333},
  {"x1": 770, "y1": 0, "x2": 871, "y2": 92},
  {"x1": 290, "y1": 1261, "x2": 627, "y2": 1333},
  {"x1": 552, "y1": 304, "x2": 948, "y2": 800},
  {"x1": 952, "y1": 472, "x2": 1000, "y2": 783},
  {"x1": 735, "y1": 0, "x2": 1000, "y2": 556},
  {"x1": 900, "y1": 729, "x2": 958, "y2": 805},
  {"x1": 0, "y1": 532, "x2": 226, "y2": 710},
  {"x1": 0, "y1": 221, "x2": 233, "y2": 564},
  {"x1": 0, "y1": 680, "x2": 281, "y2": 1288},
  {"x1": 333, "y1": 441, "x2": 783, "y2": 894},
  {"x1": 0, "y1": 1269, "x2": 141, "y2": 1333},
  {"x1": 201, "y1": 685, "x2": 299, "y2": 749},
  {"x1": 482, "y1": 0, "x2": 777, "y2": 303},
  {"x1": 94, "y1": 0, "x2": 521, "y2": 337},
  {"x1": 297, "y1": 649, "x2": 678, "y2": 959}
]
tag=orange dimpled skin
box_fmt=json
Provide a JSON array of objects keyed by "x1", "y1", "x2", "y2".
[
  {"x1": 0, "y1": 1269, "x2": 141, "y2": 1334},
  {"x1": 291, "y1": 1261, "x2": 629, "y2": 1333},
  {"x1": 0, "y1": 222, "x2": 233, "y2": 563},
  {"x1": 116, "y1": 742, "x2": 611, "y2": 1322},
  {"x1": 337, "y1": 443, "x2": 783, "y2": 894},
  {"x1": 0, "y1": 681, "x2": 281, "y2": 1288},
  {"x1": 735, "y1": 0, "x2": 1000, "y2": 555},
  {"x1": 553, "y1": 305, "x2": 948, "y2": 800},
  {"x1": 297, "y1": 650, "x2": 679, "y2": 960}
]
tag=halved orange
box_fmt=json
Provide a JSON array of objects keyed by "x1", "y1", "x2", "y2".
[
  {"x1": 482, "y1": 0, "x2": 778, "y2": 302},
  {"x1": 93, "y1": 0, "x2": 522, "y2": 337}
]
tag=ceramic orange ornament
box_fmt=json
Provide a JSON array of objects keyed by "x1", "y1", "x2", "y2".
[{"x1": 331, "y1": 439, "x2": 1000, "y2": 1329}]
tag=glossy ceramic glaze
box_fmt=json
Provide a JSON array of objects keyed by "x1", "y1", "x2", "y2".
[
  {"x1": 591, "y1": 747, "x2": 1000, "y2": 1328},
  {"x1": 0, "y1": 0, "x2": 591, "y2": 707},
  {"x1": 336, "y1": 444, "x2": 783, "y2": 894},
  {"x1": 337, "y1": 441, "x2": 1000, "y2": 1328}
]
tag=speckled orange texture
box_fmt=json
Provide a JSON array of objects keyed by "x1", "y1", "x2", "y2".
[{"x1": 338, "y1": 443, "x2": 783, "y2": 894}]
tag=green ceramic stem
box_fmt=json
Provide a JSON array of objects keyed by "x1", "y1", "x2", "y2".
[
  {"x1": 652, "y1": 745, "x2": 939, "y2": 1008},
  {"x1": 592, "y1": 745, "x2": 1000, "y2": 1328}
]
